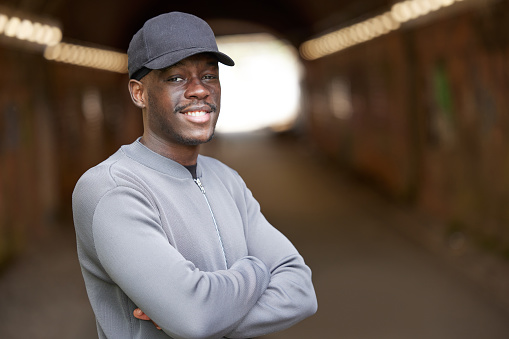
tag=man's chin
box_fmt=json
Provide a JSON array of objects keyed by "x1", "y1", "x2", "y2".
[{"x1": 178, "y1": 133, "x2": 215, "y2": 146}]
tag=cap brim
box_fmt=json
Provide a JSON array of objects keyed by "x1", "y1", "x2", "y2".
[{"x1": 144, "y1": 47, "x2": 234, "y2": 70}]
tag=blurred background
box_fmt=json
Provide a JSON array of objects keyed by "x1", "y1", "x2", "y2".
[{"x1": 1, "y1": 0, "x2": 509, "y2": 338}]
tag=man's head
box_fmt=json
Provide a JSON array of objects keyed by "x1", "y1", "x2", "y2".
[{"x1": 127, "y1": 12, "x2": 234, "y2": 151}]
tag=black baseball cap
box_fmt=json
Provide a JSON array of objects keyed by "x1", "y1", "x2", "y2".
[{"x1": 128, "y1": 12, "x2": 235, "y2": 80}]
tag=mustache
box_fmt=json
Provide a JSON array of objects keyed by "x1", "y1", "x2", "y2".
[{"x1": 174, "y1": 102, "x2": 217, "y2": 114}]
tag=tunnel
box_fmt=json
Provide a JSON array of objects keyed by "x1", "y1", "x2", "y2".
[{"x1": 1, "y1": 0, "x2": 509, "y2": 338}]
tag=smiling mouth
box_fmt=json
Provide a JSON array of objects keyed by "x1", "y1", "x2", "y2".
[
  {"x1": 184, "y1": 111, "x2": 208, "y2": 117},
  {"x1": 181, "y1": 109, "x2": 212, "y2": 124},
  {"x1": 176, "y1": 102, "x2": 217, "y2": 115}
]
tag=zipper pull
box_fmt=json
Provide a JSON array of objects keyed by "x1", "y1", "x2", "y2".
[{"x1": 194, "y1": 178, "x2": 206, "y2": 194}]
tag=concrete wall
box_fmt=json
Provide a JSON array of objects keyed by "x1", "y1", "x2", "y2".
[
  {"x1": 0, "y1": 49, "x2": 142, "y2": 268},
  {"x1": 303, "y1": 0, "x2": 509, "y2": 258},
  {"x1": 1, "y1": 0, "x2": 508, "y2": 268}
]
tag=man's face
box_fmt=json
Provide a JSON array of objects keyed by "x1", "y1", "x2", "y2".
[{"x1": 143, "y1": 53, "x2": 221, "y2": 146}]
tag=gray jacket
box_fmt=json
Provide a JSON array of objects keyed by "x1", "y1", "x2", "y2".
[{"x1": 72, "y1": 139, "x2": 317, "y2": 339}]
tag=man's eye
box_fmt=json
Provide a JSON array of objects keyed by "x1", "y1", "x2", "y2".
[
  {"x1": 203, "y1": 74, "x2": 218, "y2": 80},
  {"x1": 167, "y1": 76, "x2": 184, "y2": 82}
]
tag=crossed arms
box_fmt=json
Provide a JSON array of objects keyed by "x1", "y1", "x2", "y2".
[{"x1": 91, "y1": 181, "x2": 317, "y2": 338}]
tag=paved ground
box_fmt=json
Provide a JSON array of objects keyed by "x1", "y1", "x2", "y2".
[{"x1": 1, "y1": 131, "x2": 508, "y2": 339}]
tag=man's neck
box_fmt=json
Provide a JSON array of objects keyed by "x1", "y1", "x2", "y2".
[{"x1": 140, "y1": 135, "x2": 199, "y2": 166}]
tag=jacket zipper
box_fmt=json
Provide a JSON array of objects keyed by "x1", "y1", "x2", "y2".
[{"x1": 194, "y1": 178, "x2": 228, "y2": 269}]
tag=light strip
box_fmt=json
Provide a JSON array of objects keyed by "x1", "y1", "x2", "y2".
[
  {"x1": 44, "y1": 42, "x2": 128, "y2": 73},
  {"x1": 0, "y1": 12, "x2": 62, "y2": 46},
  {"x1": 0, "y1": 8, "x2": 126, "y2": 74},
  {"x1": 300, "y1": 0, "x2": 466, "y2": 60},
  {"x1": 300, "y1": 12, "x2": 400, "y2": 60}
]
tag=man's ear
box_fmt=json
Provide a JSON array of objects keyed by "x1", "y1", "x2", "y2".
[{"x1": 128, "y1": 79, "x2": 146, "y2": 109}]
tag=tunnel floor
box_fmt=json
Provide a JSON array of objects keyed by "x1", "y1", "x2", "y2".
[{"x1": 1, "y1": 131, "x2": 508, "y2": 339}]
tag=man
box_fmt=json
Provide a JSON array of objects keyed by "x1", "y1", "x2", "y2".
[{"x1": 72, "y1": 11, "x2": 317, "y2": 339}]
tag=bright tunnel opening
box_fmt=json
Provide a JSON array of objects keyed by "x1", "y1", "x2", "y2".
[{"x1": 215, "y1": 33, "x2": 303, "y2": 134}]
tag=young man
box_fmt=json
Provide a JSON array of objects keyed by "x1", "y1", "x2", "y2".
[{"x1": 72, "y1": 12, "x2": 317, "y2": 339}]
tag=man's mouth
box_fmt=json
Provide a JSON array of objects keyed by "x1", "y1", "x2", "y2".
[
  {"x1": 184, "y1": 111, "x2": 208, "y2": 117},
  {"x1": 176, "y1": 102, "x2": 217, "y2": 115},
  {"x1": 180, "y1": 108, "x2": 212, "y2": 124}
]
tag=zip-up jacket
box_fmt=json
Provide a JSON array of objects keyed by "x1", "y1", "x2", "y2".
[{"x1": 72, "y1": 139, "x2": 317, "y2": 339}]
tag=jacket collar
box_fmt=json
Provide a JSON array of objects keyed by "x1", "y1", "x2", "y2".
[{"x1": 121, "y1": 138, "x2": 203, "y2": 179}]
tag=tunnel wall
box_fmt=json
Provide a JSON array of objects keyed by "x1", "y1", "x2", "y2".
[
  {"x1": 0, "y1": 48, "x2": 141, "y2": 268},
  {"x1": 1, "y1": 1, "x2": 508, "y2": 268},
  {"x1": 303, "y1": 1, "x2": 509, "y2": 257}
]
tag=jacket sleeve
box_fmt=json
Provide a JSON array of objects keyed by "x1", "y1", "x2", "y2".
[
  {"x1": 92, "y1": 186, "x2": 270, "y2": 339},
  {"x1": 225, "y1": 181, "x2": 318, "y2": 338}
]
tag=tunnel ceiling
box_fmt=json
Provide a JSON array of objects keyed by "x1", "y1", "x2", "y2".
[{"x1": 3, "y1": 0, "x2": 390, "y2": 50}]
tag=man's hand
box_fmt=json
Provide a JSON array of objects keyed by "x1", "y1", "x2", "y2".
[{"x1": 133, "y1": 308, "x2": 162, "y2": 330}]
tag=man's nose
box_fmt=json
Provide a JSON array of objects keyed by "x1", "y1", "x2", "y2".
[{"x1": 185, "y1": 78, "x2": 210, "y2": 99}]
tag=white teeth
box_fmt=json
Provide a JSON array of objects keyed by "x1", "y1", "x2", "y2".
[{"x1": 184, "y1": 111, "x2": 207, "y2": 117}]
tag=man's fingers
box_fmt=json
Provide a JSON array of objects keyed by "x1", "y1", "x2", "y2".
[
  {"x1": 133, "y1": 308, "x2": 161, "y2": 330},
  {"x1": 133, "y1": 308, "x2": 151, "y2": 321}
]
